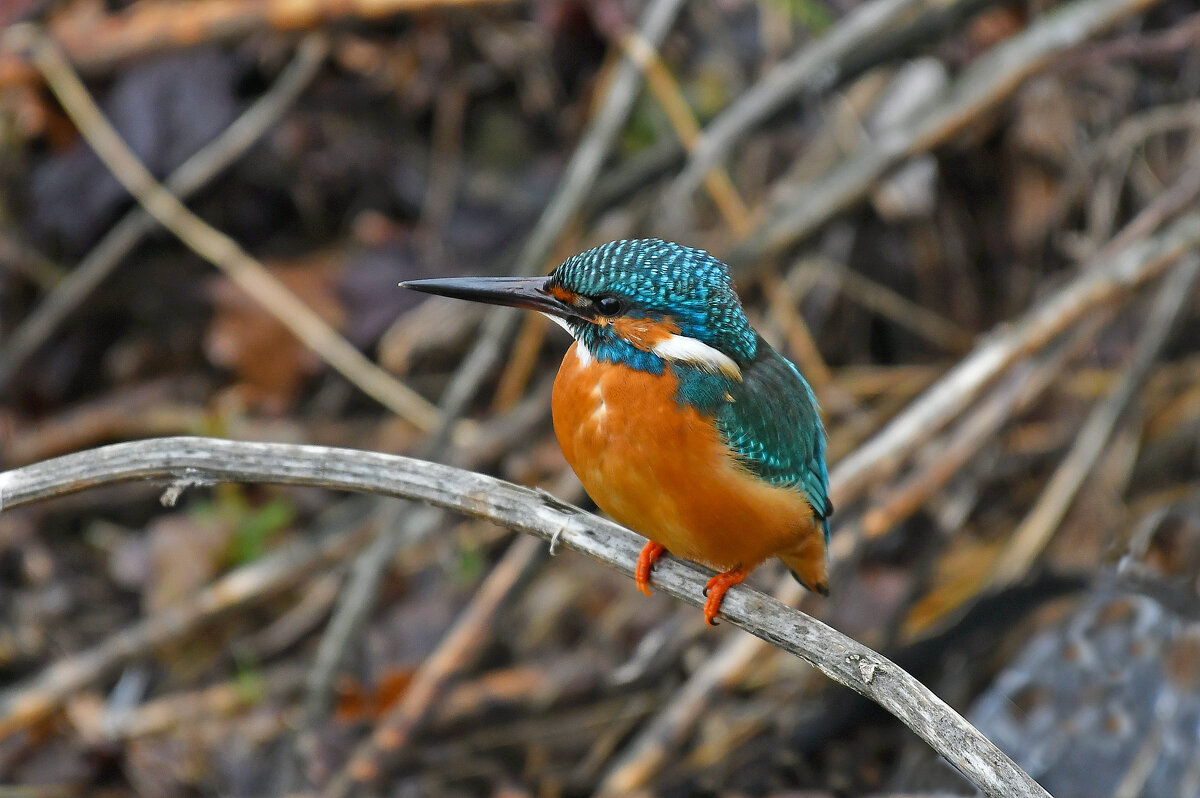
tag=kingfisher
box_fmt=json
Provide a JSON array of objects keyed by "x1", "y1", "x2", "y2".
[{"x1": 403, "y1": 239, "x2": 831, "y2": 625}]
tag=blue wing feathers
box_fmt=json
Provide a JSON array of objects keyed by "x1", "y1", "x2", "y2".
[{"x1": 713, "y1": 337, "x2": 831, "y2": 539}]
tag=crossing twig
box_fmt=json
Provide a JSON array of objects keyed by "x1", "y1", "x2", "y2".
[
  {"x1": 6, "y1": 23, "x2": 443, "y2": 432},
  {"x1": 0, "y1": 33, "x2": 328, "y2": 387},
  {"x1": 418, "y1": 0, "x2": 688, "y2": 454},
  {"x1": 726, "y1": 0, "x2": 1165, "y2": 269},
  {"x1": 0, "y1": 437, "x2": 1049, "y2": 798}
]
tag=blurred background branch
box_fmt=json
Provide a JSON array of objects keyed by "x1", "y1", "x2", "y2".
[
  {"x1": 3, "y1": 0, "x2": 1200, "y2": 795},
  {"x1": 0, "y1": 436, "x2": 1049, "y2": 798}
]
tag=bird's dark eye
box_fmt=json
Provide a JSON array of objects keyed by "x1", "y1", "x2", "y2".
[{"x1": 594, "y1": 296, "x2": 624, "y2": 317}]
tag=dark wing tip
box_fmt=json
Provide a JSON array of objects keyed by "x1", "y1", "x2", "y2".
[{"x1": 784, "y1": 565, "x2": 831, "y2": 597}]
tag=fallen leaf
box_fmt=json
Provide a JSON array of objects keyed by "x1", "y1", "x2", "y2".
[{"x1": 205, "y1": 253, "x2": 346, "y2": 411}]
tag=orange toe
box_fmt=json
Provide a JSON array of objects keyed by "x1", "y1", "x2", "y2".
[
  {"x1": 703, "y1": 569, "x2": 746, "y2": 625},
  {"x1": 635, "y1": 541, "x2": 666, "y2": 597}
]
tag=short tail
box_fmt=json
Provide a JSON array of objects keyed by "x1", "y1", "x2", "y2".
[{"x1": 778, "y1": 529, "x2": 829, "y2": 596}]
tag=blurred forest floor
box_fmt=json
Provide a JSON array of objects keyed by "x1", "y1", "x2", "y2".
[{"x1": 2, "y1": 0, "x2": 1200, "y2": 796}]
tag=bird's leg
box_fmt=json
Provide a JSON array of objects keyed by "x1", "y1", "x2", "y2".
[
  {"x1": 635, "y1": 541, "x2": 666, "y2": 597},
  {"x1": 702, "y1": 568, "x2": 746, "y2": 626}
]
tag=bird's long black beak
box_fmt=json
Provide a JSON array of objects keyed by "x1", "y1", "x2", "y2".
[{"x1": 400, "y1": 275, "x2": 582, "y2": 321}]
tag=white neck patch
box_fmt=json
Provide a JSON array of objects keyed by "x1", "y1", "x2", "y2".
[
  {"x1": 540, "y1": 313, "x2": 573, "y2": 335},
  {"x1": 540, "y1": 312, "x2": 593, "y2": 365},
  {"x1": 651, "y1": 334, "x2": 741, "y2": 380}
]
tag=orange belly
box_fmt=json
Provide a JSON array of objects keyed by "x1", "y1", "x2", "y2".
[{"x1": 551, "y1": 342, "x2": 823, "y2": 576}]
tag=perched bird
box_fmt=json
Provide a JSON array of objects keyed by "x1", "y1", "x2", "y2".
[{"x1": 403, "y1": 239, "x2": 831, "y2": 624}]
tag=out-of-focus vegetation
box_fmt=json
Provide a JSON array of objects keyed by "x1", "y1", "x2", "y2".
[{"x1": 2, "y1": 0, "x2": 1200, "y2": 795}]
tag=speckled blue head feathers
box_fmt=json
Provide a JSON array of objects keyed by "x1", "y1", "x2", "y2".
[{"x1": 548, "y1": 239, "x2": 758, "y2": 368}]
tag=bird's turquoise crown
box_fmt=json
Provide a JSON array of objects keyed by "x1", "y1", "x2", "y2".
[{"x1": 547, "y1": 238, "x2": 757, "y2": 374}]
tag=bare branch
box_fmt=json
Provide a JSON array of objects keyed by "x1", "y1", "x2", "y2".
[
  {"x1": 0, "y1": 436, "x2": 1049, "y2": 798},
  {"x1": 664, "y1": 0, "x2": 931, "y2": 211},
  {"x1": 420, "y1": 0, "x2": 688, "y2": 452},
  {"x1": 829, "y1": 209, "x2": 1200, "y2": 513},
  {"x1": 727, "y1": 0, "x2": 1165, "y2": 268},
  {"x1": 5, "y1": 23, "x2": 443, "y2": 432},
  {"x1": 0, "y1": 33, "x2": 328, "y2": 386},
  {"x1": 0, "y1": 0, "x2": 518, "y2": 86},
  {"x1": 0, "y1": 495, "x2": 376, "y2": 739},
  {"x1": 991, "y1": 255, "x2": 1200, "y2": 586},
  {"x1": 323, "y1": 536, "x2": 545, "y2": 798}
]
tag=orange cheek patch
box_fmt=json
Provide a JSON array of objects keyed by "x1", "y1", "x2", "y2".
[
  {"x1": 610, "y1": 316, "x2": 681, "y2": 351},
  {"x1": 547, "y1": 285, "x2": 578, "y2": 304}
]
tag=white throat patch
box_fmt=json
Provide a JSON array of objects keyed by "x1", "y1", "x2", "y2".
[
  {"x1": 651, "y1": 334, "x2": 741, "y2": 380},
  {"x1": 540, "y1": 313, "x2": 573, "y2": 335},
  {"x1": 540, "y1": 312, "x2": 593, "y2": 365}
]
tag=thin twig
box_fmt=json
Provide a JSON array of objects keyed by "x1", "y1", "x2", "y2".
[
  {"x1": 0, "y1": 33, "x2": 329, "y2": 387},
  {"x1": 0, "y1": 437, "x2": 1049, "y2": 798},
  {"x1": 619, "y1": 29, "x2": 753, "y2": 236},
  {"x1": 830, "y1": 210, "x2": 1200, "y2": 514},
  {"x1": 861, "y1": 323, "x2": 1093, "y2": 538},
  {"x1": 619, "y1": 27, "x2": 836, "y2": 391},
  {"x1": 990, "y1": 255, "x2": 1200, "y2": 587},
  {"x1": 419, "y1": 0, "x2": 687, "y2": 454},
  {"x1": 0, "y1": 495, "x2": 376, "y2": 739},
  {"x1": 491, "y1": 313, "x2": 551, "y2": 411},
  {"x1": 319, "y1": 472, "x2": 580, "y2": 792},
  {"x1": 277, "y1": 501, "x2": 440, "y2": 794},
  {"x1": 664, "y1": 0, "x2": 932, "y2": 210},
  {"x1": 0, "y1": 0, "x2": 518, "y2": 86},
  {"x1": 596, "y1": 211, "x2": 1200, "y2": 791},
  {"x1": 280, "y1": 376, "x2": 558, "y2": 791},
  {"x1": 322, "y1": 535, "x2": 545, "y2": 798},
  {"x1": 802, "y1": 256, "x2": 976, "y2": 354},
  {"x1": 1049, "y1": 100, "x2": 1200, "y2": 248},
  {"x1": 1056, "y1": 8, "x2": 1200, "y2": 68},
  {"x1": 283, "y1": 386, "x2": 555, "y2": 790},
  {"x1": 6, "y1": 23, "x2": 443, "y2": 433},
  {"x1": 1097, "y1": 145, "x2": 1200, "y2": 259},
  {"x1": 727, "y1": 0, "x2": 1165, "y2": 268},
  {"x1": 292, "y1": 505, "x2": 433, "y2": 728}
]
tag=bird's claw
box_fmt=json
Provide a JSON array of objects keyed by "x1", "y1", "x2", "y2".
[
  {"x1": 702, "y1": 569, "x2": 747, "y2": 626},
  {"x1": 635, "y1": 541, "x2": 666, "y2": 597}
]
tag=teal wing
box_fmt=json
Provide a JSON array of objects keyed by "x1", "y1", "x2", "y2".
[{"x1": 714, "y1": 337, "x2": 832, "y2": 541}]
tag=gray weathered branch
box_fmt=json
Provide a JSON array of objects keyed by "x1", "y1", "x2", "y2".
[
  {"x1": 0, "y1": 436, "x2": 1049, "y2": 798},
  {"x1": 727, "y1": 0, "x2": 1164, "y2": 267}
]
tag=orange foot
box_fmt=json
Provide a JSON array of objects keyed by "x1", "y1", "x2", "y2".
[
  {"x1": 703, "y1": 569, "x2": 746, "y2": 626},
  {"x1": 635, "y1": 541, "x2": 666, "y2": 597}
]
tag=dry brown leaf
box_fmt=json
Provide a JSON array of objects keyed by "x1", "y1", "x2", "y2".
[
  {"x1": 144, "y1": 513, "x2": 233, "y2": 614},
  {"x1": 205, "y1": 253, "x2": 346, "y2": 411}
]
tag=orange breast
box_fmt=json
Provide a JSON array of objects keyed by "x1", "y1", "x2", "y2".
[{"x1": 551, "y1": 342, "x2": 822, "y2": 574}]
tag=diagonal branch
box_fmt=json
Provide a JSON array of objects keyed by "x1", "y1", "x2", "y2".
[
  {"x1": 0, "y1": 0, "x2": 520, "y2": 86},
  {"x1": 0, "y1": 32, "x2": 328, "y2": 387},
  {"x1": 828, "y1": 209, "x2": 1200, "y2": 514},
  {"x1": 990, "y1": 255, "x2": 1200, "y2": 587},
  {"x1": 5, "y1": 23, "x2": 443, "y2": 432},
  {"x1": 726, "y1": 0, "x2": 1165, "y2": 268},
  {"x1": 419, "y1": 0, "x2": 688, "y2": 452},
  {"x1": 664, "y1": 0, "x2": 932, "y2": 210},
  {"x1": 0, "y1": 436, "x2": 1049, "y2": 798}
]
